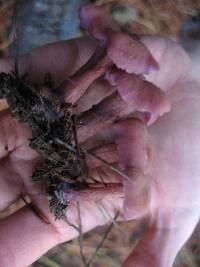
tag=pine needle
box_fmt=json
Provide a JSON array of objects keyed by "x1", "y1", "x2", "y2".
[
  {"x1": 96, "y1": 200, "x2": 128, "y2": 240},
  {"x1": 38, "y1": 256, "x2": 62, "y2": 267},
  {"x1": 77, "y1": 202, "x2": 87, "y2": 267},
  {"x1": 86, "y1": 211, "x2": 120, "y2": 267},
  {"x1": 55, "y1": 137, "x2": 132, "y2": 182}
]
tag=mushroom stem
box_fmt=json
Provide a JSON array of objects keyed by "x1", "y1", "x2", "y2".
[
  {"x1": 77, "y1": 91, "x2": 131, "y2": 143},
  {"x1": 55, "y1": 43, "x2": 111, "y2": 104},
  {"x1": 63, "y1": 183, "x2": 123, "y2": 202}
]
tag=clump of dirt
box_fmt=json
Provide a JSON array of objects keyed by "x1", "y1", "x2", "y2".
[{"x1": 0, "y1": 70, "x2": 88, "y2": 219}]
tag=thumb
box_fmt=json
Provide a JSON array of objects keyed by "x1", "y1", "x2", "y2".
[{"x1": 114, "y1": 118, "x2": 152, "y2": 219}]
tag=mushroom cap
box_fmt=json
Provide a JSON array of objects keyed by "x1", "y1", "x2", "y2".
[{"x1": 107, "y1": 32, "x2": 159, "y2": 74}]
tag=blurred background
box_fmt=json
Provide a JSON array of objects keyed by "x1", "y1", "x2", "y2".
[{"x1": 0, "y1": 0, "x2": 200, "y2": 266}]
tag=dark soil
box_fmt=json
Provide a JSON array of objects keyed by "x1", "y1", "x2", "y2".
[{"x1": 0, "y1": 69, "x2": 88, "y2": 219}]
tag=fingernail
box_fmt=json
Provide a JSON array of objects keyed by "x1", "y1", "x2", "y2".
[{"x1": 146, "y1": 57, "x2": 159, "y2": 74}]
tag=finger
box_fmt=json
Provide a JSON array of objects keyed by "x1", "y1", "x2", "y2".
[
  {"x1": 105, "y1": 69, "x2": 171, "y2": 125},
  {"x1": 0, "y1": 37, "x2": 97, "y2": 85},
  {"x1": 114, "y1": 118, "x2": 152, "y2": 219}
]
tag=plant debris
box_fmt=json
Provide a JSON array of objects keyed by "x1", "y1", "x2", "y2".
[
  {"x1": 0, "y1": 70, "x2": 89, "y2": 219},
  {"x1": 0, "y1": 60, "x2": 125, "y2": 267}
]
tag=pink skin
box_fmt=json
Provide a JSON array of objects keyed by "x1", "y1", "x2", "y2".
[
  {"x1": 80, "y1": 3, "x2": 159, "y2": 74},
  {"x1": 0, "y1": 8, "x2": 199, "y2": 267}
]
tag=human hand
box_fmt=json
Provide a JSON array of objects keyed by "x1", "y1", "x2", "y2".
[{"x1": 0, "y1": 5, "x2": 199, "y2": 267}]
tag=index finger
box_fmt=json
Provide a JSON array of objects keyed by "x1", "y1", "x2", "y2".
[{"x1": 0, "y1": 36, "x2": 97, "y2": 85}]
